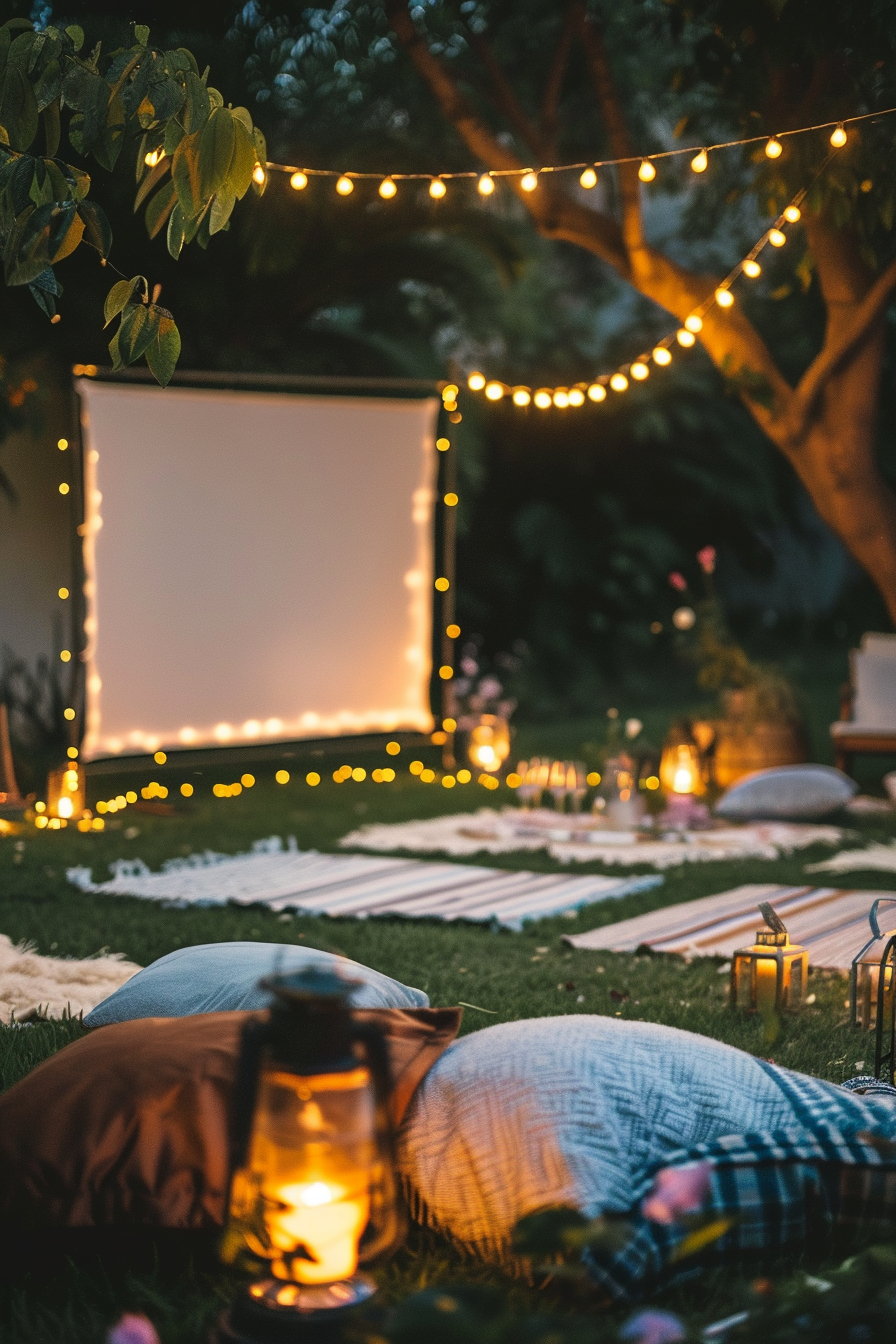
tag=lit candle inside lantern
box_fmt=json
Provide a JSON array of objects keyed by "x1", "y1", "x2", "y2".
[
  {"x1": 267, "y1": 1180, "x2": 370, "y2": 1284},
  {"x1": 753, "y1": 955, "x2": 779, "y2": 1016}
]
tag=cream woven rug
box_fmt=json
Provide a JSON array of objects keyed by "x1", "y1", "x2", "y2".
[
  {"x1": 0, "y1": 935, "x2": 141, "y2": 1022},
  {"x1": 341, "y1": 808, "x2": 844, "y2": 869}
]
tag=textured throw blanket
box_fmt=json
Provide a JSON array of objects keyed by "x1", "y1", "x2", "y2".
[{"x1": 0, "y1": 935, "x2": 140, "y2": 1022}]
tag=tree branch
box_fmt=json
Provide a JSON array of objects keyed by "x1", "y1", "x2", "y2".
[
  {"x1": 539, "y1": 4, "x2": 578, "y2": 159},
  {"x1": 464, "y1": 28, "x2": 545, "y2": 161}
]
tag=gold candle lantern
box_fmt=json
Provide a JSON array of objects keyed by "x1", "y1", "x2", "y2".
[
  {"x1": 466, "y1": 714, "x2": 510, "y2": 774},
  {"x1": 659, "y1": 723, "x2": 705, "y2": 798},
  {"x1": 46, "y1": 764, "x2": 85, "y2": 821},
  {"x1": 730, "y1": 903, "x2": 808, "y2": 1015},
  {"x1": 850, "y1": 898, "x2": 896, "y2": 1087}
]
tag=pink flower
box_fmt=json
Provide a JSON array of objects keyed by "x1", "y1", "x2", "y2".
[
  {"x1": 641, "y1": 1161, "x2": 712, "y2": 1225},
  {"x1": 697, "y1": 545, "x2": 716, "y2": 574},
  {"x1": 668, "y1": 571, "x2": 687, "y2": 592},
  {"x1": 107, "y1": 1315, "x2": 160, "y2": 1344},
  {"x1": 620, "y1": 1309, "x2": 686, "y2": 1344}
]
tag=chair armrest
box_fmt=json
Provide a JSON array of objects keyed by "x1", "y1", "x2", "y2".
[{"x1": 838, "y1": 681, "x2": 854, "y2": 722}]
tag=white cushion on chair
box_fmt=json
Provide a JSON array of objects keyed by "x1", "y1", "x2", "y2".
[
  {"x1": 851, "y1": 647, "x2": 896, "y2": 730},
  {"x1": 714, "y1": 764, "x2": 856, "y2": 819}
]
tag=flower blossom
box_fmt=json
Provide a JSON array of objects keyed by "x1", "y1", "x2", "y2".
[
  {"x1": 106, "y1": 1315, "x2": 161, "y2": 1344},
  {"x1": 620, "y1": 1308, "x2": 686, "y2": 1344},
  {"x1": 672, "y1": 606, "x2": 696, "y2": 631},
  {"x1": 625, "y1": 718, "x2": 643, "y2": 739},
  {"x1": 697, "y1": 545, "x2": 716, "y2": 574},
  {"x1": 668, "y1": 571, "x2": 687, "y2": 592},
  {"x1": 641, "y1": 1161, "x2": 712, "y2": 1225}
]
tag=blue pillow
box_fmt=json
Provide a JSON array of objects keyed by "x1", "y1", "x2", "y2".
[{"x1": 84, "y1": 942, "x2": 428, "y2": 1027}]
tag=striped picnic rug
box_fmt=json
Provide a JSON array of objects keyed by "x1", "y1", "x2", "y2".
[
  {"x1": 67, "y1": 838, "x2": 661, "y2": 930},
  {"x1": 564, "y1": 882, "x2": 894, "y2": 970}
]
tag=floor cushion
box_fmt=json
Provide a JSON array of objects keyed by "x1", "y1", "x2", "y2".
[
  {"x1": 85, "y1": 942, "x2": 428, "y2": 1027},
  {"x1": 0, "y1": 1007, "x2": 460, "y2": 1229},
  {"x1": 714, "y1": 764, "x2": 857, "y2": 820}
]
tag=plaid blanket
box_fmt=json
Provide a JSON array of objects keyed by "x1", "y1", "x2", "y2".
[{"x1": 587, "y1": 1065, "x2": 896, "y2": 1300}]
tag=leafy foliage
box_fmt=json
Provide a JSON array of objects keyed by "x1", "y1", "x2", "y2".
[{"x1": 0, "y1": 17, "x2": 265, "y2": 384}]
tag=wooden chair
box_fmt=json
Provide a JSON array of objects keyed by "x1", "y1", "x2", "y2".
[{"x1": 831, "y1": 633, "x2": 896, "y2": 777}]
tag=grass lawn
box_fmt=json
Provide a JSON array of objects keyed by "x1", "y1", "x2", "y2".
[{"x1": 2, "y1": 688, "x2": 896, "y2": 1342}]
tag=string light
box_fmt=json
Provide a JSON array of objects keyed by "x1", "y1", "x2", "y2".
[
  {"x1": 144, "y1": 149, "x2": 163, "y2": 168},
  {"x1": 768, "y1": 228, "x2": 787, "y2": 247},
  {"x1": 534, "y1": 389, "x2": 553, "y2": 409},
  {"x1": 553, "y1": 389, "x2": 570, "y2": 407},
  {"x1": 478, "y1": 173, "x2": 495, "y2": 195},
  {"x1": 336, "y1": 175, "x2": 354, "y2": 195},
  {"x1": 378, "y1": 176, "x2": 397, "y2": 198},
  {"x1": 58, "y1": 586, "x2": 69, "y2": 599},
  {"x1": 684, "y1": 314, "x2": 703, "y2": 333},
  {"x1": 252, "y1": 164, "x2": 266, "y2": 184},
  {"x1": 520, "y1": 171, "x2": 538, "y2": 192},
  {"x1": 630, "y1": 361, "x2": 649, "y2": 380},
  {"x1": 484, "y1": 381, "x2": 504, "y2": 400},
  {"x1": 467, "y1": 372, "x2": 486, "y2": 391},
  {"x1": 765, "y1": 137, "x2": 783, "y2": 159},
  {"x1": 652, "y1": 346, "x2": 672, "y2": 366},
  {"x1": 290, "y1": 171, "x2": 308, "y2": 190},
  {"x1": 830, "y1": 123, "x2": 847, "y2": 147},
  {"x1": 610, "y1": 372, "x2": 629, "y2": 392},
  {"x1": 512, "y1": 388, "x2": 531, "y2": 406},
  {"x1": 579, "y1": 167, "x2": 597, "y2": 189},
  {"x1": 743, "y1": 259, "x2": 762, "y2": 277},
  {"x1": 638, "y1": 159, "x2": 656, "y2": 182},
  {"x1": 691, "y1": 149, "x2": 708, "y2": 173},
  {"x1": 568, "y1": 387, "x2": 585, "y2": 406},
  {"x1": 587, "y1": 383, "x2": 606, "y2": 402},
  {"x1": 429, "y1": 177, "x2": 447, "y2": 198},
  {"x1": 783, "y1": 204, "x2": 801, "y2": 222},
  {"x1": 715, "y1": 286, "x2": 734, "y2": 307},
  {"x1": 57, "y1": 437, "x2": 68, "y2": 450},
  {"x1": 58, "y1": 482, "x2": 69, "y2": 494},
  {"x1": 676, "y1": 328, "x2": 696, "y2": 347}
]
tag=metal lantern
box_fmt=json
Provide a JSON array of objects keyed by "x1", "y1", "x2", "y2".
[
  {"x1": 465, "y1": 713, "x2": 510, "y2": 774},
  {"x1": 659, "y1": 722, "x2": 706, "y2": 798},
  {"x1": 850, "y1": 898, "x2": 896, "y2": 1087},
  {"x1": 730, "y1": 903, "x2": 808, "y2": 1015},
  {"x1": 216, "y1": 967, "x2": 403, "y2": 1342},
  {"x1": 46, "y1": 763, "x2": 85, "y2": 822}
]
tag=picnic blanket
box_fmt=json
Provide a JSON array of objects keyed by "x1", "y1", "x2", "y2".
[
  {"x1": 67, "y1": 837, "x2": 660, "y2": 930},
  {"x1": 563, "y1": 882, "x2": 893, "y2": 970}
]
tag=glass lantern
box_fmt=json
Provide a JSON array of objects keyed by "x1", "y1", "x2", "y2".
[
  {"x1": 217, "y1": 967, "x2": 403, "y2": 1342},
  {"x1": 850, "y1": 898, "x2": 896, "y2": 1087},
  {"x1": 46, "y1": 763, "x2": 85, "y2": 821},
  {"x1": 659, "y1": 722, "x2": 709, "y2": 826},
  {"x1": 730, "y1": 902, "x2": 808, "y2": 1015},
  {"x1": 465, "y1": 713, "x2": 510, "y2": 774}
]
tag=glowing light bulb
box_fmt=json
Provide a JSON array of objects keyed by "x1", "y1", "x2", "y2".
[
  {"x1": 579, "y1": 167, "x2": 597, "y2": 189},
  {"x1": 58, "y1": 482, "x2": 69, "y2": 495},
  {"x1": 743, "y1": 259, "x2": 761, "y2": 277},
  {"x1": 783, "y1": 204, "x2": 801, "y2": 223},
  {"x1": 444, "y1": 492, "x2": 458, "y2": 506},
  {"x1": 684, "y1": 314, "x2": 703, "y2": 333},
  {"x1": 467, "y1": 371, "x2": 486, "y2": 391},
  {"x1": 691, "y1": 149, "x2": 708, "y2": 173},
  {"x1": 610, "y1": 372, "x2": 629, "y2": 392},
  {"x1": 512, "y1": 388, "x2": 531, "y2": 406},
  {"x1": 442, "y1": 382, "x2": 459, "y2": 400},
  {"x1": 438, "y1": 665, "x2": 453, "y2": 680},
  {"x1": 534, "y1": 389, "x2": 553, "y2": 409},
  {"x1": 144, "y1": 149, "x2": 162, "y2": 168},
  {"x1": 553, "y1": 389, "x2": 569, "y2": 408},
  {"x1": 715, "y1": 287, "x2": 734, "y2": 307},
  {"x1": 630, "y1": 361, "x2": 649, "y2": 380},
  {"x1": 252, "y1": 163, "x2": 266, "y2": 184},
  {"x1": 638, "y1": 159, "x2": 656, "y2": 182},
  {"x1": 290, "y1": 171, "x2": 308, "y2": 191},
  {"x1": 520, "y1": 171, "x2": 538, "y2": 192},
  {"x1": 478, "y1": 173, "x2": 495, "y2": 195},
  {"x1": 768, "y1": 228, "x2": 786, "y2": 247},
  {"x1": 485, "y1": 381, "x2": 504, "y2": 401},
  {"x1": 57, "y1": 438, "x2": 68, "y2": 450},
  {"x1": 378, "y1": 176, "x2": 397, "y2": 198},
  {"x1": 587, "y1": 382, "x2": 607, "y2": 402},
  {"x1": 435, "y1": 576, "x2": 450, "y2": 591},
  {"x1": 63, "y1": 707, "x2": 75, "y2": 720},
  {"x1": 652, "y1": 346, "x2": 672, "y2": 366},
  {"x1": 676, "y1": 328, "x2": 696, "y2": 347},
  {"x1": 436, "y1": 437, "x2": 450, "y2": 450},
  {"x1": 429, "y1": 177, "x2": 447, "y2": 198},
  {"x1": 568, "y1": 387, "x2": 585, "y2": 406},
  {"x1": 336, "y1": 175, "x2": 354, "y2": 195},
  {"x1": 830, "y1": 124, "x2": 847, "y2": 148},
  {"x1": 58, "y1": 587, "x2": 69, "y2": 599},
  {"x1": 765, "y1": 137, "x2": 783, "y2": 159},
  {"x1": 60, "y1": 649, "x2": 71, "y2": 662}
]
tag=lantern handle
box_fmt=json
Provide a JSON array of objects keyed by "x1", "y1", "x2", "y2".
[
  {"x1": 758, "y1": 901, "x2": 787, "y2": 936},
  {"x1": 869, "y1": 897, "x2": 896, "y2": 940}
]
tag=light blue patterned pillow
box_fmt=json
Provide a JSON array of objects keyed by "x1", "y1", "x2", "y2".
[
  {"x1": 715, "y1": 765, "x2": 856, "y2": 820},
  {"x1": 84, "y1": 941, "x2": 428, "y2": 1026}
]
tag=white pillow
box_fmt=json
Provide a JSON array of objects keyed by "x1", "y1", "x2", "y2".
[{"x1": 714, "y1": 765, "x2": 856, "y2": 821}]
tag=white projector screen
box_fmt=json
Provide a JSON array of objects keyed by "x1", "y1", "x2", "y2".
[{"x1": 77, "y1": 380, "x2": 439, "y2": 759}]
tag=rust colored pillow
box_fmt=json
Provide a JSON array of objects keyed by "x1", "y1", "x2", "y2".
[{"x1": 0, "y1": 1007, "x2": 461, "y2": 1230}]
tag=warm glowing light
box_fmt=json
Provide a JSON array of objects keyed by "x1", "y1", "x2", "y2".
[
  {"x1": 306, "y1": 771, "x2": 321, "y2": 786},
  {"x1": 830, "y1": 124, "x2": 847, "y2": 148},
  {"x1": 420, "y1": 767, "x2": 436, "y2": 783},
  {"x1": 58, "y1": 586, "x2": 69, "y2": 599},
  {"x1": 652, "y1": 346, "x2": 672, "y2": 365},
  {"x1": 290, "y1": 171, "x2": 308, "y2": 190},
  {"x1": 64, "y1": 707, "x2": 75, "y2": 721},
  {"x1": 446, "y1": 623, "x2": 461, "y2": 639},
  {"x1": 436, "y1": 436, "x2": 450, "y2": 451},
  {"x1": 685, "y1": 314, "x2": 703, "y2": 333},
  {"x1": 579, "y1": 167, "x2": 597, "y2": 189},
  {"x1": 467, "y1": 371, "x2": 486, "y2": 391},
  {"x1": 252, "y1": 163, "x2": 266, "y2": 184},
  {"x1": 520, "y1": 171, "x2": 538, "y2": 192},
  {"x1": 181, "y1": 783, "x2": 193, "y2": 796},
  {"x1": 241, "y1": 773, "x2": 255, "y2": 788},
  {"x1": 444, "y1": 492, "x2": 458, "y2": 506},
  {"x1": 275, "y1": 769, "x2": 290, "y2": 784},
  {"x1": 783, "y1": 204, "x2": 801, "y2": 222},
  {"x1": 409, "y1": 760, "x2": 424, "y2": 775},
  {"x1": 429, "y1": 177, "x2": 446, "y2": 198},
  {"x1": 715, "y1": 287, "x2": 734, "y2": 307},
  {"x1": 58, "y1": 482, "x2": 69, "y2": 495},
  {"x1": 442, "y1": 775, "x2": 456, "y2": 788},
  {"x1": 443, "y1": 718, "x2": 457, "y2": 731},
  {"x1": 485, "y1": 381, "x2": 504, "y2": 401},
  {"x1": 587, "y1": 382, "x2": 607, "y2": 402},
  {"x1": 144, "y1": 149, "x2": 162, "y2": 168},
  {"x1": 438, "y1": 665, "x2": 453, "y2": 679},
  {"x1": 57, "y1": 438, "x2": 68, "y2": 450},
  {"x1": 533, "y1": 389, "x2": 553, "y2": 409},
  {"x1": 60, "y1": 649, "x2": 71, "y2": 662},
  {"x1": 386, "y1": 741, "x2": 401, "y2": 755},
  {"x1": 676, "y1": 328, "x2": 696, "y2": 347},
  {"x1": 743, "y1": 259, "x2": 761, "y2": 278},
  {"x1": 378, "y1": 176, "x2": 397, "y2": 198},
  {"x1": 638, "y1": 159, "x2": 656, "y2": 182},
  {"x1": 553, "y1": 389, "x2": 570, "y2": 408},
  {"x1": 610, "y1": 372, "x2": 629, "y2": 392},
  {"x1": 630, "y1": 362, "x2": 649, "y2": 380},
  {"x1": 768, "y1": 228, "x2": 786, "y2": 247},
  {"x1": 336, "y1": 175, "x2": 354, "y2": 195},
  {"x1": 154, "y1": 750, "x2": 167, "y2": 764},
  {"x1": 478, "y1": 173, "x2": 495, "y2": 195},
  {"x1": 560, "y1": 387, "x2": 580, "y2": 407},
  {"x1": 67, "y1": 746, "x2": 78, "y2": 759},
  {"x1": 351, "y1": 767, "x2": 366, "y2": 782},
  {"x1": 691, "y1": 149, "x2": 708, "y2": 173},
  {"x1": 646, "y1": 775, "x2": 660, "y2": 790},
  {"x1": 435, "y1": 576, "x2": 450, "y2": 591},
  {"x1": 512, "y1": 387, "x2": 531, "y2": 406},
  {"x1": 765, "y1": 137, "x2": 783, "y2": 159}
]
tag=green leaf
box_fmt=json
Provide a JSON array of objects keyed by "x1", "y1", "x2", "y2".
[
  {"x1": 104, "y1": 276, "x2": 142, "y2": 326},
  {"x1": 209, "y1": 187, "x2": 235, "y2": 235},
  {"x1": 669, "y1": 1216, "x2": 734, "y2": 1263},
  {"x1": 42, "y1": 98, "x2": 60, "y2": 156},
  {"x1": 144, "y1": 312, "x2": 181, "y2": 386},
  {"x1": 134, "y1": 154, "x2": 170, "y2": 212},
  {"x1": 77, "y1": 198, "x2": 111, "y2": 259},
  {"x1": 181, "y1": 70, "x2": 210, "y2": 134},
  {"x1": 197, "y1": 106, "x2": 235, "y2": 200},
  {"x1": 166, "y1": 200, "x2": 186, "y2": 259},
  {"x1": 144, "y1": 178, "x2": 176, "y2": 239},
  {"x1": 227, "y1": 119, "x2": 256, "y2": 200},
  {"x1": 171, "y1": 128, "x2": 202, "y2": 217},
  {"x1": 108, "y1": 325, "x2": 123, "y2": 371},
  {"x1": 163, "y1": 116, "x2": 184, "y2": 157},
  {"x1": 28, "y1": 264, "x2": 61, "y2": 318},
  {"x1": 134, "y1": 25, "x2": 150, "y2": 46},
  {"x1": 64, "y1": 26, "x2": 85, "y2": 53},
  {"x1": 0, "y1": 60, "x2": 39, "y2": 151},
  {"x1": 34, "y1": 57, "x2": 61, "y2": 112},
  {"x1": 117, "y1": 302, "x2": 155, "y2": 366}
]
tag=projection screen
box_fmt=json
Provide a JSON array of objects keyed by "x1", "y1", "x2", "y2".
[{"x1": 77, "y1": 379, "x2": 439, "y2": 760}]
